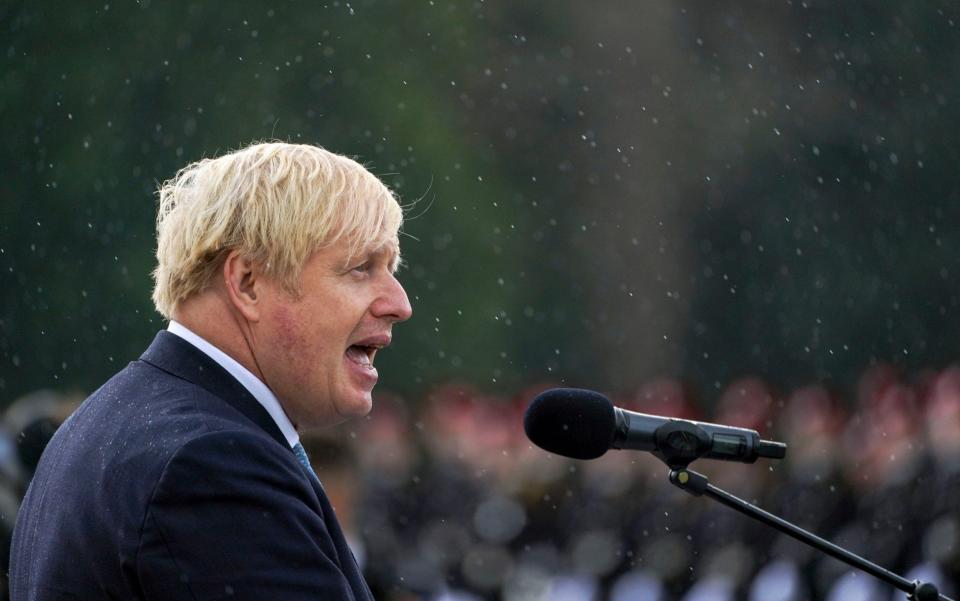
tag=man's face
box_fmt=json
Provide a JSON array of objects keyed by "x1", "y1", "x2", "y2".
[{"x1": 254, "y1": 238, "x2": 412, "y2": 429}]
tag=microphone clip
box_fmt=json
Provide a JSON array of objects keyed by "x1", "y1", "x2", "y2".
[{"x1": 652, "y1": 421, "x2": 711, "y2": 469}]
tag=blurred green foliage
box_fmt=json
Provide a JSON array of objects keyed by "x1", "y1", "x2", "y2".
[{"x1": 2, "y1": 1, "x2": 960, "y2": 407}]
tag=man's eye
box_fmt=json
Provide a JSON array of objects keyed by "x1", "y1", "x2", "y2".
[{"x1": 351, "y1": 262, "x2": 371, "y2": 274}]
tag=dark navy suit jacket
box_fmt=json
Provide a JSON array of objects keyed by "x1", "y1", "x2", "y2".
[{"x1": 10, "y1": 331, "x2": 374, "y2": 601}]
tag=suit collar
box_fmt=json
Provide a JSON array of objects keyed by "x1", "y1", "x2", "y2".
[{"x1": 140, "y1": 330, "x2": 288, "y2": 448}]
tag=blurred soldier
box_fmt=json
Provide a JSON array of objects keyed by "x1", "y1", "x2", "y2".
[{"x1": 10, "y1": 142, "x2": 412, "y2": 600}]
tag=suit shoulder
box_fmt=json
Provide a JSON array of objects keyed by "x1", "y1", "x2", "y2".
[{"x1": 77, "y1": 359, "x2": 270, "y2": 443}]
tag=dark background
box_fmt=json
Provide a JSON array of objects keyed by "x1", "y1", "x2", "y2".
[{"x1": 3, "y1": 0, "x2": 960, "y2": 417}]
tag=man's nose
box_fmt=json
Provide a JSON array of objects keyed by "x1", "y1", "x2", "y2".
[{"x1": 374, "y1": 274, "x2": 413, "y2": 323}]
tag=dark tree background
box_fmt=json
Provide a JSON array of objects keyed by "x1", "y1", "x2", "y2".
[{"x1": 3, "y1": 0, "x2": 960, "y2": 407}]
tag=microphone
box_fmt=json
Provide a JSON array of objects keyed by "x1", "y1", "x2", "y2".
[{"x1": 523, "y1": 388, "x2": 786, "y2": 468}]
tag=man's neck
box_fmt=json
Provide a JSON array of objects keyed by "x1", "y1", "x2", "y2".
[{"x1": 172, "y1": 295, "x2": 263, "y2": 383}]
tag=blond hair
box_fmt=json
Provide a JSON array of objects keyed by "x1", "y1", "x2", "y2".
[{"x1": 152, "y1": 142, "x2": 402, "y2": 318}]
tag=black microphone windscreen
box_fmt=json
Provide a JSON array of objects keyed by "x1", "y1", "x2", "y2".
[{"x1": 523, "y1": 388, "x2": 617, "y2": 460}]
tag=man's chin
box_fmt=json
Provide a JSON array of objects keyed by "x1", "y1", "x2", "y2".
[
  {"x1": 293, "y1": 392, "x2": 372, "y2": 430},
  {"x1": 335, "y1": 390, "x2": 374, "y2": 420}
]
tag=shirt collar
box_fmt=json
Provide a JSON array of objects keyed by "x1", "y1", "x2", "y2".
[{"x1": 167, "y1": 320, "x2": 300, "y2": 448}]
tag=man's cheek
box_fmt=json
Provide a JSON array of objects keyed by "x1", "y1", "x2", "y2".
[{"x1": 271, "y1": 305, "x2": 304, "y2": 354}]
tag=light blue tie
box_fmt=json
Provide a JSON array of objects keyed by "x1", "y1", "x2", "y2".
[{"x1": 292, "y1": 441, "x2": 321, "y2": 484}]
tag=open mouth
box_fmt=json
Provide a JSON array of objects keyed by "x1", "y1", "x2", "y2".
[{"x1": 345, "y1": 344, "x2": 378, "y2": 370}]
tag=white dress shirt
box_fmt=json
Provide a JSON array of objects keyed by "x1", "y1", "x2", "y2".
[{"x1": 167, "y1": 320, "x2": 299, "y2": 449}]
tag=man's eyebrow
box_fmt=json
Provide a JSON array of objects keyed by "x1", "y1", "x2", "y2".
[
  {"x1": 356, "y1": 244, "x2": 401, "y2": 270},
  {"x1": 382, "y1": 247, "x2": 402, "y2": 271},
  {"x1": 389, "y1": 253, "x2": 404, "y2": 273}
]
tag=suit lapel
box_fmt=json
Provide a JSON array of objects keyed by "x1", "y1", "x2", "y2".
[{"x1": 139, "y1": 331, "x2": 288, "y2": 448}]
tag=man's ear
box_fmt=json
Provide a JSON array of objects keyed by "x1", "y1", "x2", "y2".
[{"x1": 223, "y1": 250, "x2": 263, "y2": 322}]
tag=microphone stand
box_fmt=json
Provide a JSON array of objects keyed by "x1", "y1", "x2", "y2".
[{"x1": 667, "y1": 467, "x2": 952, "y2": 601}]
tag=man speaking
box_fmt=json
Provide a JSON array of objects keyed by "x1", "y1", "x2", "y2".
[{"x1": 10, "y1": 142, "x2": 412, "y2": 599}]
